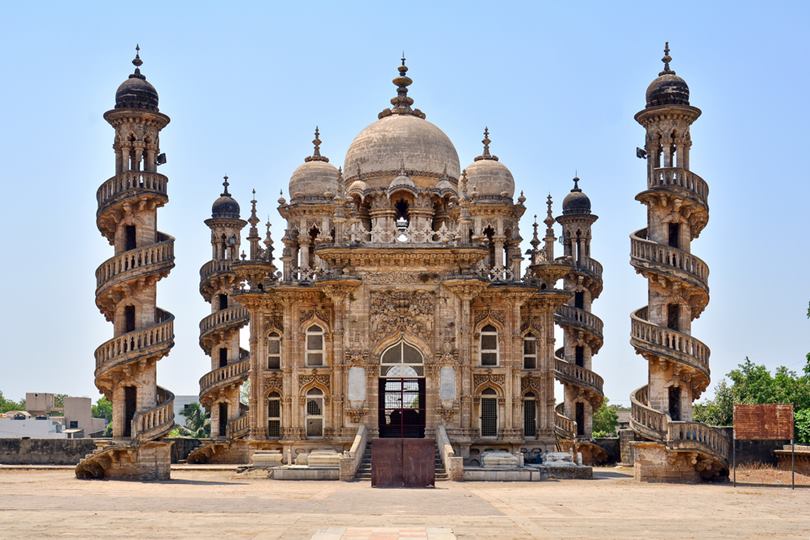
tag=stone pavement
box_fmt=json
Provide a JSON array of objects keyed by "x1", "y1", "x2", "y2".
[
  {"x1": 0, "y1": 467, "x2": 809, "y2": 539},
  {"x1": 311, "y1": 527, "x2": 455, "y2": 540}
]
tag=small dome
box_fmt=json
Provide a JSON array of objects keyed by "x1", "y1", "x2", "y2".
[
  {"x1": 289, "y1": 160, "x2": 339, "y2": 200},
  {"x1": 463, "y1": 128, "x2": 514, "y2": 198},
  {"x1": 645, "y1": 43, "x2": 690, "y2": 108},
  {"x1": 115, "y1": 47, "x2": 159, "y2": 112},
  {"x1": 289, "y1": 128, "x2": 339, "y2": 200},
  {"x1": 347, "y1": 179, "x2": 368, "y2": 197},
  {"x1": 387, "y1": 166, "x2": 418, "y2": 197},
  {"x1": 562, "y1": 177, "x2": 591, "y2": 215},
  {"x1": 211, "y1": 176, "x2": 240, "y2": 219}
]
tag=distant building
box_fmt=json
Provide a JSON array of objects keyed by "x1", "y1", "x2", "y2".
[
  {"x1": 0, "y1": 417, "x2": 65, "y2": 439},
  {"x1": 25, "y1": 392, "x2": 55, "y2": 415},
  {"x1": 173, "y1": 395, "x2": 199, "y2": 427}
]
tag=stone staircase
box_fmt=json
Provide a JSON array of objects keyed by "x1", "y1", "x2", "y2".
[{"x1": 354, "y1": 444, "x2": 448, "y2": 481}]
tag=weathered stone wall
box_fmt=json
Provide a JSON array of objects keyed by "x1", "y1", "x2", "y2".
[
  {"x1": 632, "y1": 441, "x2": 700, "y2": 483},
  {"x1": 0, "y1": 438, "x2": 201, "y2": 465},
  {"x1": 618, "y1": 429, "x2": 636, "y2": 465},
  {"x1": 0, "y1": 438, "x2": 97, "y2": 465}
]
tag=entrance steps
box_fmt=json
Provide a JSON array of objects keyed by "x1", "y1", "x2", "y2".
[{"x1": 355, "y1": 444, "x2": 448, "y2": 481}]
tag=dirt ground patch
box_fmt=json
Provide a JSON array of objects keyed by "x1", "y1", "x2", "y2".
[{"x1": 1, "y1": 467, "x2": 808, "y2": 539}]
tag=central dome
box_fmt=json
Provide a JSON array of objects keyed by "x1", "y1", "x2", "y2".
[{"x1": 344, "y1": 114, "x2": 460, "y2": 183}]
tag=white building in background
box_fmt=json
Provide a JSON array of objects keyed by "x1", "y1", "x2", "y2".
[{"x1": 0, "y1": 417, "x2": 66, "y2": 439}]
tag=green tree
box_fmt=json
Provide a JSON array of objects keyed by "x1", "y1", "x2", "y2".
[
  {"x1": 592, "y1": 398, "x2": 620, "y2": 437},
  {"x1": 91, "y1": 396, "x2": 113, "y2": 422},
  {"x1": 172, "y1": 402, "x2": 210, "y2": 438},
  {"x1": 0, "y1": 391, "x2": 25, "y2": 413},
  {"x1": 693, "y1": 380, "x2": 733, "y2": 426}
]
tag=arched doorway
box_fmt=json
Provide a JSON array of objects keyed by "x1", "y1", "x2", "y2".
[{"x1": 378, "y1": 341, "x2": 425, "y2": 438}]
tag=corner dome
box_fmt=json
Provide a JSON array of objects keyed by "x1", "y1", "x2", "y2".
[
  {"x1": 463, "y1": 128, "x2": 514, "y2": 198},
  {"x1": 562, "y1": 177, "x2": 591, "y2": 215},
  {"x1": 645, "y1": 43, "x2": 690, "y2": 108},
  {"x1": 289, "y1": 128, "x2": 339, "y2": 201},
  {"x1": 115, "y1": 47, "x2": 159, "y2": 112},
  {"x1": 387, "y1": 166, "x2": 418, "y2": 198},
  {"x1": 211, "y1": 177, "x2": 240, "y2": 219}
]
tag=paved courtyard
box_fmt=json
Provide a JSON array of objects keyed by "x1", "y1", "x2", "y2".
[{"x1": 0, "y1": 467, "x2": 808, "y2": 539}]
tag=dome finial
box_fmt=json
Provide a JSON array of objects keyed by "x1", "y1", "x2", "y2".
[
  {"x1": 572, "y1": 174, "x2": 581, "y2": 192},
  {"x1": 474, "y1": 126, "x2": 499, "y2": 161},
  {"x1": 130, "y1": 44, "x2": 145, "y2": 79},
  {"x1": 380, "y1": 54, "x2": 425, "y2": 119},
  {"x1": 304, "y1": 126, "x2": 329, "y2": 162},
  {"x1": 660, "y1": 41, "x2": 674, "y2": 75},
  {"x1": 221, "y1": 175, "x2": 230, "y2": 196}
]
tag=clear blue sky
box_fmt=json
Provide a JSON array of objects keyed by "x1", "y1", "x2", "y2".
[{"x1": 1, "y1": 2, "x2": 808, "y2": 406}]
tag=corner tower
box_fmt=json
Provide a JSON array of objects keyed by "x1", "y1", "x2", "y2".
[
  {"x1": 194, "y1": 177, "x2": 251, "y2": 462},
  {"x1": 554, "y1": 178, "x2": 604, "y2": 441},
  {"x1": 77, "y1": 47, "x2": 175, "y2": 480},
  {"x1": 629, "y1": 44, "x2": 727, "y2": 481}
]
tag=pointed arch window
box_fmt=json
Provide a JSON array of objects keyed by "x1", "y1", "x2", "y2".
[
  {"x1": 305, "y1": 388, "x2": 324, "y2": 437},
  {"x1": 267, "y1": 393, "x2": 281, "y2": 438},
  {"x1": 305, "y1": 325, "x2": 324, "y2": 366},
  {"x1": 480, "y1": 325, "x2": 499, "y2": 366},
  {"x1": 523, "y1": 392, "x2": 537, "y2": 437},
  {"x1": 523, "y1": 335, "x2": 537, "y2": 369},
  {"x1": 480, "y1": 388, "x2": 498, "y2": 437},
  {"x1": 267, "y1": 332, "x2": 282, "y2": 370}
]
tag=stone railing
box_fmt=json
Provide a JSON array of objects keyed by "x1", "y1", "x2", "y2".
[
  {"x1": 631, "y1": 229, "x2": 709, "y2": 289},
  {"x1": 227, "y1": 414, "x2": 249, "y2": 439},
  {"x1": 649, "y1": 167, "x2": 709, "y2": 207},
  {"x1": 554, "y1": 357, "x2": 604, "y2": 395},
  {"x1": 436, "y1": 424, "x2": 464, "y2": 480},
  {"x1": 199, "y1": 306, "x2": 249, "y2": 339},
  {"x1": 199, "y1": 359, "x2": 250, "y2": 396},
  {"x1": 199, "y1": 258, "x2": 235, "y2": 283},
  {"x1": 630, "y1": 308, "x2": 710, "y2": 377},
  {"x1": 339, "y1": 424, "x2": 368, "y2": 481},
  {"x1": 94, "y1": 314, "x2": 174, "y2": 374},
  {"x1": 133, "y1": 387, "x2": 175, "y2": 442},
  {"x1": 96, "y1": 238, "x2": 175, "y2": 292},
  {"x1": 554, "y1": 403, "x2": 576, "y2": 439},
  {"x1": 574, "y1": 257, "x2": 603, "y2": 281},
  {"x1": 667, "y1": 421, "x2": 729, "y2": 461},
  {"x1": 556, "y1": 305, "x2": 604, "y2": 340},
  {"x1": 629, "y1": 385, "x2": 668, "y2": 441},
  {"x1": 97, "y1": 171, "x2": 168, "y2": 213}
]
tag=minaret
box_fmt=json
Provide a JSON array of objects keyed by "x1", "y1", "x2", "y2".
[
  {"x1": 630, "y1": 44, "x2": 726, "y2": 479},
  {"x1": 198, "y1": 177, "x2": 250, "y2": 442},
  {"x1": 79, "y1": 46, "x2": 175, "y2": 480},
  {"x1": 555, "y1": 177, "x2": 604, "y2": 439}
]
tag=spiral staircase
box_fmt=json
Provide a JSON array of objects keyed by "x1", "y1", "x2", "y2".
[
  {"x1": 629, "y1": 166, "x2": 728, "y2": 479},
  {"x1": 76, "y1": 170, "x2": 176, "y2": 480},
  {"x1": 188, "y1": 258, "x2": 251, "y2": 464}
]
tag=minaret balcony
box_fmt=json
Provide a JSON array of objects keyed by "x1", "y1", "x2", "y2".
[
  {"x1": 198, "y1": 305, "x2": 249, "y2": 354},
  {"x1": 96, "y1": 171, "x2": 169, "y2": 215},
  {"x1": 95, "y1": 237, "x2": 175, "y2": 295},
  {"x1": 647, "y1": 167, "x2": 708, "y2": 207}
]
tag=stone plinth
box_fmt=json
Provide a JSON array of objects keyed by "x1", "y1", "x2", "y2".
[
  {"x1": 775, "y1": 445, "x2": 810, "y2": 475},
  {"x1": 480, "y1": 451, "x2": 520, "y2": 469},
  {"x1": 252, "y1": 450, "x2": 284, "y2": 468},
  {"x1": 632, "y1": 441, "x2": 700, "y2": 483},
  {"x1": 305, "y1": 449, "x2": 342, "y2": 467},
  {"x1": 93, "y1": 441, "x2": 172, "y2": 481}
]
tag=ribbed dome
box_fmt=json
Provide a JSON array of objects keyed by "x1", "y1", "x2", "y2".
[
  {"x1": 212, "y1": 195, "x2": 240, "y2": 219},
  {"x1": 562, "y1": 177, "x2": 591, "y2": 215},
  {"x1": 463, "y1": 128, "x2": 514, "y2": 198},
  {"x1": 347, "y1": 179, "x2": 368, "y2": 197},
  {"x1": 645, "y1": 43, "x2": 690, "y2": 108},
  {"x1": 344, "y1": 114, "x2": 460, "y2": 183},
  {"x1": 211, "y1": 177, "x2": 240, "y2": 219},
  {"x1": 115, "y1": 47, "x2": 159, "y2": 112},
  {"x1": 387, "y1": 167, "x2": 418, "y2": 197}
]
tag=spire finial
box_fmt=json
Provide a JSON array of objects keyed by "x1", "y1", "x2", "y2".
[
  {"x1": 130, "y1": 44, "x2": 145, "y2": 79},
  {"x1": 304, "y1": 126, "x2": 329, "y2": 162},
  {"x1": 660, "y1": 41, "x2": 674, "y2": 75},
  {"x1": 399, "y1": 158, "x2": 407, "y2": 176},
  {"x1": 401, "y1": 51, "x2": 406, "y2": 66},
  {"x1": 380, "y1": 53, "x2": 425, "y2": 119},
  {"x1": 221, "y1": 175, "x2": 230, "y2": 196},
  {"x1": 474, "y1": 126, "x2": 499, "y2": 161},
  {"x1": 572, "y1": 175, "x2": 581, "y2": 192}
]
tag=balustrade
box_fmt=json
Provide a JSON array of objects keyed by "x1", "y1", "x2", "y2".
[
  {"x1": 95, "y1": 317, "x2": 174, "y2": 372},
  {"x1": 556, "y1": 305, "x2": 604, "y2": 338},
  {"x1": 648, "y1": 168, "x2": 709, "y2": 206},
  {"x1": 199, "y1": 359, "x2": 250, "y2": 394},
  {"x1": 630, "y1": 309, "x2": 710, "y2": 374},
  {"x1": 631, "y1": 230, "x2": 709, "y2": 288},
  {"x1": 97, "y1": 171, "x2": 168, "y2": 211},
  {"x1": 96, "y1": 238, "x2": 174, "y2": 290},
  {"x1": 554, "y1": 358, "x2": 604, "y2": 394},
  {"x1": 199, "y1": 306, "x2": 249, "y2": 336}
]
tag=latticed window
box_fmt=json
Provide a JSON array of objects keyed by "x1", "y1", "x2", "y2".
[
  {"x1": 305, "y1": 325, "x2": 324, "y2": 367},
  {"x1": 480, "y1": 325, "x2": 498, "y2": 366},
  {"x1": 523, "y1": 336, "x2": 537, "y2": 369},
  {"x1": 480, "y1": 388, "x2": 498, "y2": 437},
  {"x1": 267, "y1": 332, "x2": 281, "y2": 369},
  {"x1": 523, "y1": 393, "x2": 537, "y2": 437},
  {"x1": 267, "y1": 393, "x2": 281, "y2": 438},
  {"x1": 305, "y1": 388, "x2": 324, "y2": 437}
]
